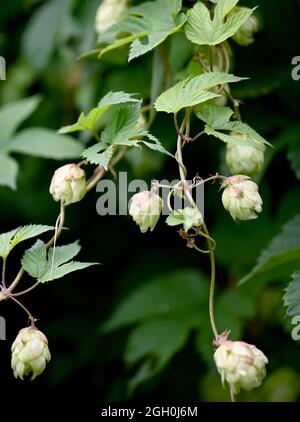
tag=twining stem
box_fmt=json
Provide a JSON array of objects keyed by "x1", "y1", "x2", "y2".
[
  {"x1": 1, "y1": 259, "x2": 35, "y2": 324},
  {"x1": 176, "y1": 114, "x2": 219, "y2": 340}
]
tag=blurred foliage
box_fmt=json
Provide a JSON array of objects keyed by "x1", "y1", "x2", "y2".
[{"x1": 0, "y1": 0, "x2": 300, "y2": 407}]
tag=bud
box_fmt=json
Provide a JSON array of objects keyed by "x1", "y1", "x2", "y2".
[
  {"x1": 11, "y1": 327, "x2": 51, "y2": 380},
  {"x1": 226, "y1": 133, "x2": 265, "y2": 177},
  {"x1": 50, "y1": 163, "x2": 86, "y2": 205},
  {"x1": 230, "y1": 7, "x2": 259, "y2": 46},
  {"x1": 214, "y1": 340, "x2": 268, "y2": 394},
  {"x1": 221, "y1": 175, "x2": 262, "y2": 221},
  {"x1": 129, "y1": 191, "x2": 164, "y2": 233},
  {"x1": 95, "y1": 0, "x2": 127, "y2": 35}
]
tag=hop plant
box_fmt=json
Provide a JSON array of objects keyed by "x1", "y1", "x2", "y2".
[
  {"x1": 95, "y1": 0, "x2": 127, "y2": 35},
  {"x1": 221, "y1": 175, "x2": 262, "y2": 221},
  {"x1": 50, "y1": 163, "x2": 87, "y2": 206},
  {"x1": 229, "y1": 7, "x2": 259, "y2": 46},
  {"x1": 129, "y1": 191, "x2": 164, "y2": 233},
  {"x1": 214, "y1": 340, "x2": 268, "y2": 394},
  {"x1": 11, "y1": 327, "x2": 51, "y2": 380},
  {"x1": 226, "y1": 134, "x2": 265, "y2": 177}
]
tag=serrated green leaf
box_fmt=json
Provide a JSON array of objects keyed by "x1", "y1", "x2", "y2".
[
  {"x1": 47, "y1": 241, "x2": 81, "y2": 267},
  {"x1": 22, "y1": 240, "x2": 47, "y2": 279},
  {"x1": 283, "y1": 271, "x2": 300, "y2": 317},
  {"x1": 82, "y1": 143, "x2": 115, "y2": 170},
  {"x1": 0, "y1": 154, "x2": 19, "y2": 190},
  {"x1": 59, "y1": 91, "x2": 139, "y2": 134},
  {"x1": 239, "y1": 214, "x2": 300, "y2": 286},
  {"x1": 195, "y1": 104, "x2": 234, "y2": 128},
  {"x1": 98, "y1": 0, "x2": 186, "y2": 62},
  {"x1": 196, "y1": 103, "x2": 270, "y2": 148},
  {"x1": 8, "y1": 128, "x2": 83, "y2": 159},
  {"x1": 166, "y1": 207, "x2": 203, "y2": 232},
  {"x1": 0, "y1": 225, "x2": 53, "y2": 259},
  {"x1": 0, "y1": 229, "x2": 19, "y2": 259},
  {"x1": 39, "y1": 261, "x2": 97, "y2": 283},
  {"x1": 185, "y1": 0, "x2": 256, "y2": 46},
  {"x1": 155, "y1": 72, "x2": 246, "y2": 113},
  {"x1": 22, "y1": 240, "x2": 98, "y2": 283},
  {"x1": 0, "y1": 96, "x2": 41, "y2": 147}
]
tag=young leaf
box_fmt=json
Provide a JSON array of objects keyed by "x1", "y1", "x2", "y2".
[
  {"x1": 97, "y1": 0, "x2": 186, "y2": 62},
  {"x1": 8, "y1": 128, "x2": 83, "y2": 159},
  {"x1": 82, "y1": 144, "x2": 115, "y2": 171},
  {"x1": 283, "y1": 271, "x2": 300, "y2": 318},
  {"x1": 196, "y1": 103, "x2": 271, "y2": 148},
  {"x1": 22, "y1": 240, "x2": 98, "y2": 283},
  {"x1": 0, "y1": 225, "x2": 54, "y2": 259},
  {"x1": 166, "y1": 208, "x2": 203, "y2": 232},
  {"x1": 185, "y1": 0, "x2": 256, "y2": 46},
  {"x1": 0, "y1": 96, "x2": 41, "y2": 147},
  {"x1": 239, "y1": 214, "x2": 300, "y2": 286},
  {"x1": 59, "y1": 91, "x2": 140, "y2": 134},
  {"x1": 154, "y1": 72, "x2": 246, "y2": 113},
  {"x1": 84, "y1": 105, "x2": 173, "y2": 162},
  {"x1": 195, "y1": 104, "x2": 234, "y2": 128},
  {"x1": 0, "y1": 154, "x2": 19, "y2": 190}
]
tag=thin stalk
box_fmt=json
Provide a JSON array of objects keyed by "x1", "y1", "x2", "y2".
[{"x1": 176, "y1": 113, "x2": 219, "y2": 340}]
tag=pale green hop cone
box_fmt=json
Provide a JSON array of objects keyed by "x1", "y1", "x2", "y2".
[
  {"x1": 221, "y1": 175, "x2": 262, "y2": 221},
  {"x1": 50, "y1": 163, "x2": 86, "y2": 206},
  {"x1": 129, "y1": 191, "x2": 164, "y2": 233},
  {"x1": 11, "y1": 327, "x2": 51, "y2": 380},
  {"x1": 226, "y1": 133, "x2": 265, "y2": 177},
  {"x1": 214, "y1": 340, "x2": 268, "y2": 394}
]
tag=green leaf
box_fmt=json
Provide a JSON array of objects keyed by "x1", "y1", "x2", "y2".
[
  {"x1": 283, "y1": 271, "x2": 300, "y2": 317},
  {"x1": 22, "y1": 240, "x2": 98, "y2": 283},
  {"x1": 154, "y1": 72, "x2": 246, "y2": 113},
  {"x1": 239, "y1": 214, "x2": 300, "y2": 286},
  {"x1": 195, "y1": 104, "x2": 234, "y2": 129},
  {"x1": 0, "y1": 154, "x2": 19, "y2": 190},
  {"x1": 166, "y1": 207, "x2": 203, "y2": 232},
  {"x1": 8, "y1": 128, "x2": 84, "y2": 159},
  {"x1": 82, "y1": 143, "x2": 115, "y2": 171},
  {"x1": 22, "y1": 0, "x2": 71, "y2": 69},
  {"x1": 59, "y1": 91, "x2": 139, "y2": 134},
  {"x1": 39, "y1": 261, "x2": 97, "y2": 283},
  {"x1": 125, "y1": 319, "x2": 192, "y2": 367},
  {"x1": 82, "y1": 104, "x2": 172, "y2": 168},
  {"x1": 102, "y1": 269, "x2": 209, "y2": 332},
  {"x1": 196, "y1": 103, "x2": 271, "y2": 148},
  {"x1": 0, "y1": 225, "x2": 53, "y2": 259},
  {"x1": 0, "y1": 96, "x2": 41, "y2": 147},
  {"x1": 22, "y1": 240, "x2": 48, "y2": 279},
  {"x1": 0, "y1": 229, "x2": 19, "y2": 259},
  {"x1": 98, "y1": 0, "x2": 186, "y2": 62},
  {"x1": 185, "y1": 0, "x2": 256, "y2": 46}
]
